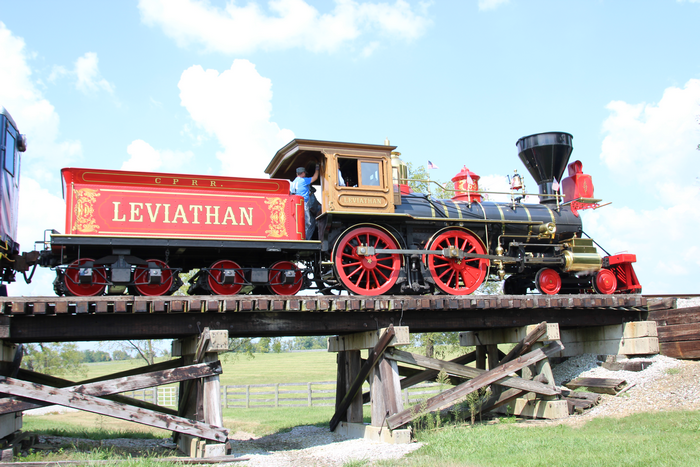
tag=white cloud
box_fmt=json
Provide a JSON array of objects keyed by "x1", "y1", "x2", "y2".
[
  {"x1": 48, "y1": 65, "x2": 68, "y2": 83},
  {"x1": 478, "y1": 0, "x2": 509, "y2": 11},
  {"x1": 0, "y1": 22, "x2": 82, "y2": 185},
  {"x1": 600, "y1": 79, "x2": 700, "y2": 197},
  {"x1": 583, "y1": 202, "x2": 699, "y2": 294},
  {"x1": 586, "y1": 78, "x2": 700, "y2": 293},
  {"x1": 75, "y1": 52, "x2": 115, "y2": 95},
  {"x1": 138, "y1": 0, "x2": 431, "y2": 54},
  {"x1": 122, "y1": 139, "x2": 194, "y2": 172},
  {"x1": 178, "y1": 59, "x2": 294, "y2": 177}
]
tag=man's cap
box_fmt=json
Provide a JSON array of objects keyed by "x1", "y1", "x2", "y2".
[{"x1": 296, "y1": 167, "x2": 306, "y2": 174}]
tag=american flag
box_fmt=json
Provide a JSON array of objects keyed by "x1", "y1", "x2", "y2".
[{"x1": 427, "y1": 160, "x2": 439, "y2": 169}]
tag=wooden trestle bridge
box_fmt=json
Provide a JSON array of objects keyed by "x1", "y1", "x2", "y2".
[{"x1": 0, "y1": 293, "x2": 676, "y2": 459}]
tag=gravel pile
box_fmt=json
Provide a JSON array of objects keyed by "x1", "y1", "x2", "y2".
[
  {"x1": 228, "y1": 425, "x2": 422, "y2": 467},
  {"x1": 552, "y1": 354, "x2": 681, "y2": 387}
]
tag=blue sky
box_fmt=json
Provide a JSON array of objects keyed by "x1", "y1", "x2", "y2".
[{"x1": 1, "y1": 0, "x2": 699, "y2": 296}]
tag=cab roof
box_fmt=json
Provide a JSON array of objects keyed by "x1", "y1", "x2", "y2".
[{"x1": 265, "y1": 139, "x2": 396, "y2": 180}]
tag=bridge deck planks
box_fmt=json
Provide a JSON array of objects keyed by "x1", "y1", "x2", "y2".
[{"x1": 0, "y1": 294, "x2": 647, "y2": 316}]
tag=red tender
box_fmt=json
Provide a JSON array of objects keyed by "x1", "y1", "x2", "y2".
[{"x1": 61, "y1": 168, "x2": 305, "y2": 241}]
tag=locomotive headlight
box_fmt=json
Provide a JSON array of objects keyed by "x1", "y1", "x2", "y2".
[{"x1": 17, "y1": 134, "x2": 27, "y2": 152}]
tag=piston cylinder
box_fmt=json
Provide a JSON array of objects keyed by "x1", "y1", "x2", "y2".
[{"x1": 561, "y1": 238, "x2": 601, "y2": 273}]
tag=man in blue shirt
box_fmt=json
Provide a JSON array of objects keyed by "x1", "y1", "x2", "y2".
[{"x1": 291, "y1": 164, "x2": 320, "y2": 239}]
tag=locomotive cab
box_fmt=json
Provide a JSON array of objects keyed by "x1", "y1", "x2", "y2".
[{"x1": 266, "y1": 139, "x2": 397, "y2": 216}]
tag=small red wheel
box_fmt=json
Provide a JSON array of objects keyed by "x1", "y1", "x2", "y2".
[
  {"x1": 536, "y1": 268, "x2": 561, "y2": 295},
  {"x1": 593, "y1": 269, "x2": 618, "y2": 295},
  {"x1": 426, "y1": 229, "x2": 488, "y2": 295},
  {"x1": 207, "y1": 260, "x2": 244, "y2": 295},
  {"x1": 133, "y1": 259, "x2": 174, "y2": 296},
  {"x1": 333, "y1": 226, "x2": 401, "y2": 295},
  {"x1": 63, "y1": 258, "x2": 106, "y2": 297},
  {"x1": 268, "y1": 261, "x2": 303, "y2": 295}
]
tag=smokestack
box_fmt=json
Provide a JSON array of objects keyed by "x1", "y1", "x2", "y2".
[{"x1": 516, "y1": 132, "x2": 573, "y2": 203}]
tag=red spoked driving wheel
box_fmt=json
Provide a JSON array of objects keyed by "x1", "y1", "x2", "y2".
[
  {"x1": 536, "y1": 268, "x2": 562, "y2": 295},
  {"x1": 63, "y1": 258, "x2": 106, "y2": 297},
  {"x1": 207, "y1": 260, "x2": 245, "y2": 295},
  {"x1": 426, "y1": 229, "x2": 488, "y2": 295},
  {"x1": 333, "y1": 226, "x2": 401, "y2": 295},
  {"x1": 593, "y1": 269, "x2": 618, "y2": 295},
  {"x1": 133, "y1": 259, "x2": 174, "y2": 296},
  {"x1": 268, "y1": 261, "x2": 303, "y2": 295}
]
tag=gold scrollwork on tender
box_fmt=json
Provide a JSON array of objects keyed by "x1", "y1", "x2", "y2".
[
  {"x1": 265, "y1": 198, "x2": 288, "y2": 238},
  {"x1": 74, "y1": 188, "x2": 100, "y2": 233}
]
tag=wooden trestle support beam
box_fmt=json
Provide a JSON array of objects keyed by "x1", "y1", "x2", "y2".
[
  {"x1": 0, "y1": 328, "x2": 232, "y2": 459},
  {"x1": 328, "y1": 318, "x2": 660, "y2": 442}
]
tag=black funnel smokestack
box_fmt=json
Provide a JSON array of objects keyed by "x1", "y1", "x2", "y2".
[{"x1": 516, "y1": 132, "x2": 573, "y2": 204}]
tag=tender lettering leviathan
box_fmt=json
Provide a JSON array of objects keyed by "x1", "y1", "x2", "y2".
[{"x1": 112, "y1": 202, "x2": 253, "y2": 225}]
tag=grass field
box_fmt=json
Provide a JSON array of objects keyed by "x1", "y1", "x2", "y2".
[
  {"x1": 79, "y1": 350, "x2": 339, "y2": 386},
  {"x1": 378, "y1": 411, "x2": 700, "y2": 467}
]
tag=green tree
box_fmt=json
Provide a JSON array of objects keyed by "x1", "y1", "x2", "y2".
[
  {"x1": 271, "y1": 337, "x2": 283, "y2": 353},
  {"x1": 104, "y1": 340, "x2": 167, "y2": 366},
  {"x1": 112, "y1": 349, "x2": 131, "y2": 361},
  {"x1": 173, "y1": 269, "x2": 198, "y2": 296},
  {"x1": 255, "y1": 337, "x2": 271, "y2": 353},
  {"x1": 21, "y1": 343, "x2": 86, "y2": 377},
  {"x1": 414, "y1": 332, "x2": 460, "y2": 358},
  {"x1": 82, "y1": 349, "x2": 111, "y2": 363},
  {"x1": 292, "y1": 336, "x2": 327, "y2": 350},
  {"x1": 406, "y1": 163, "x2": 454, "y2": 198}
]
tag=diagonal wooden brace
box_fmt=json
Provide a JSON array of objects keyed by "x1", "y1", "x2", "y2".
[
  {"x1": 385, "y1": 348, "x2": 559, "y2": 396},
  {"x1": 386, "y1": 340, "x2": 564, "y2": 430},
  {"x1": 329, "y1": 325, "x2": 395, "y2": 432},
  {"x1": 0, "y1": 377, "x2": 229, "y2": 442},
  {"x1": 0, "y1": 361, "x2": 223, "y2": 415}
]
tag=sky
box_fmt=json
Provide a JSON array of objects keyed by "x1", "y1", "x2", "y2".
[{"x1": 1, "y1": 0, "x2": 699, "y2": 296}]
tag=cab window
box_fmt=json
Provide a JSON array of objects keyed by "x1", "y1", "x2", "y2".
[
  {"x1": 4, "y1": 129, "x2": 15, "y2": 177},
  {"x1": 338, "y1": 157, "x2": 383, "y2": 189},
  {"x1": 360, "y1": 161, "x2": 380, "y2": 186}
]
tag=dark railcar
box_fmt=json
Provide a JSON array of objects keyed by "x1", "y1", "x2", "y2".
[{"x1": 0, "y1": 108, "x2": 27, "y2": 289}]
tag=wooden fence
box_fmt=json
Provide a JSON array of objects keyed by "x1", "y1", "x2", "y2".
[{"x1": 122, "y1": 381, "x2": 444, "y2": 409}]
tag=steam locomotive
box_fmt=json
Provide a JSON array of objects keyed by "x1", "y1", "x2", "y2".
[{"x1": 0, "y1": 107, "x2": 640, "y2": 297}]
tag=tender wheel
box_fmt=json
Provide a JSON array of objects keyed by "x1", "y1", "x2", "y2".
[
  {"x1": 63, "y1": 258, "x2": 106, "y2": 297},
  {"x1": 333, "y1": 226, "x2": 401, "y2": 295},
  {"x1": 535, "y1": 268, "x2": 561, "y2": 295},
  {"x1": 268, "y1": 261, "x2": 303, "y2": 295},
  {"x1": 426, "y1": 229, "x2": 488, "y2": 295},
  {"x1": 133, "y1": 259, "x2": 174, "y2": 296},
  {"x1": 593, "y1": 269, "x2": 618, "y2": 294},
  {"x1": 207, "y1": 260, "x2": 244, "y2": 295}
]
